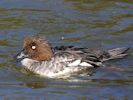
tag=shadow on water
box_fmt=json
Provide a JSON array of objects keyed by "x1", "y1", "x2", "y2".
[{"x1": 0, "y1": 0, "x2": 132, "y2": 100}]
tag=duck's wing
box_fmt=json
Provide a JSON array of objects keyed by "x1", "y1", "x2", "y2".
[
  {"x1": 53, "y1": 49, "x2": 102, "y2": 67},
  {"x1": 80, "y1": 47, "x2": 129, "y2": 62},
  {"x1": 53, "y1": 46, "x2": 129, "y2": 67}
]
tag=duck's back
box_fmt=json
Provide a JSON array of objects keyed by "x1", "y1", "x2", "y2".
[{"x1": 53, "y1": 46, "x2": 129, "y2": 67}]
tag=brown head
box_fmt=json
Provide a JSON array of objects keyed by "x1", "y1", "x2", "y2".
[{"x1": 19, "y1": 36, "x2": 53, "y2": 61}]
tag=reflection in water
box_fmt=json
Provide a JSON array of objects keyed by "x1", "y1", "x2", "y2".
[{"x1": 0, "y1": 0, "x2": 132, "y2": 99}]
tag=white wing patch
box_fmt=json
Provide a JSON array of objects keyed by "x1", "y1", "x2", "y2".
[
  {"x1": 68, "y1": 59, "x2": 81, "y2": 67},
  {"x1": 79, "y1": 62, "x2": 93, "y2": 67},
  {"x1": 68, "y1": 59, "x2": 93, "y2": 67}
]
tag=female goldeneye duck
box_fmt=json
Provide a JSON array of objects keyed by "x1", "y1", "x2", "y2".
[{"x1": 15, "y1": 36, "x2": 129, "y2": 78}]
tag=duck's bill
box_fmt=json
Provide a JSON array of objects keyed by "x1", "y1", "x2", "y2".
[{"x1": 14, "y1": 49, "x2": 29, "y2": 62}]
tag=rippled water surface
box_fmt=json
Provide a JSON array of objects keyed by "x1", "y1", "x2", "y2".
[{"x1": 0, "y1": 0, "x2": 133, "y2": 100}]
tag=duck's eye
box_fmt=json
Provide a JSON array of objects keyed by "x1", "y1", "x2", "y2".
[
  {"x1": 31, "y1": 42, "x2": 37, "y2": 50},
  {"x1": 31, "y1": 45, "x2": 36, "y2": 50}
]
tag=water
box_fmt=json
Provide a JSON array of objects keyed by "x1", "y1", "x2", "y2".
[{"x1": 0, "y1": 0, "x2": 133, "y2": 100}]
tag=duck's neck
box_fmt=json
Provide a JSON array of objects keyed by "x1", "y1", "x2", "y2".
[{"x1": 21, "y1": 58, "x2": 40, "y2": 69}]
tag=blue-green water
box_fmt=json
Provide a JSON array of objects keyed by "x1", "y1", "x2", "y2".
[{"x1": 0, "y1": 0, "x2": 133, "y2": 100}]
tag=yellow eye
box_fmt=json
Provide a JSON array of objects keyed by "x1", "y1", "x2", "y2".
[{"x1": 31, "y1": 46, "x2": 36, "y2": 50}]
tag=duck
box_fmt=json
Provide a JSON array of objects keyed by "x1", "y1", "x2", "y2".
[{"x1": 15, "y1": 36, "x2": 129, "y2": 78}]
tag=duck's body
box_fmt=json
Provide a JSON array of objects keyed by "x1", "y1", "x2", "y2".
[{"x1": 15, "y1": 36, "x2": 129, "y2": 78}]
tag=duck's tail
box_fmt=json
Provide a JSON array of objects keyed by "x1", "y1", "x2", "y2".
[{"x1": 102, "y1": 47, "x2": 129, "y2": 62}]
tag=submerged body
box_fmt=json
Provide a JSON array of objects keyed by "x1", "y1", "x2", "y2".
[{"x1": 15, "y1": 36, "x2": 129, "y2": 78}]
